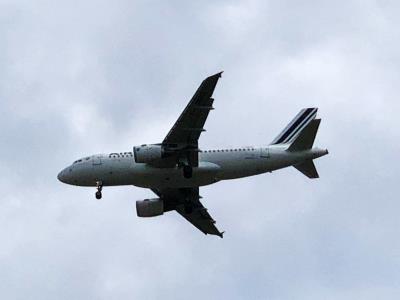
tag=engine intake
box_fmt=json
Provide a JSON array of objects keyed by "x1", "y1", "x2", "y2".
[
  {"x1": 136, "y1": 198, "x2": 164, "y2": 217},
  {"x1": 133, "y1": 144, "x2": 164, "y2": 163}
]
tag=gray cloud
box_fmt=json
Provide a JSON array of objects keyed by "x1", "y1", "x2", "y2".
[{"x1": 1, "y1": 0, "x2": 399, "y2": 299}]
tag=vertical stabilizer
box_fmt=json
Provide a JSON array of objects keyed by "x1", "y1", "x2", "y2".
[
  {"x1": 287, "y1": 119, "x2": 321, "y2": 152},
  {"x1": 271, "y1": 108, "x2": 318, "y2": 145}
]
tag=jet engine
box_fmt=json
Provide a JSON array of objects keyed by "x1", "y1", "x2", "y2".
[
  {"x1": 136, "y1": 198, "x2": 164, "y2": 217},
  {"x1": 133, "y1": 144, "x2": 164, "y2": 163}
]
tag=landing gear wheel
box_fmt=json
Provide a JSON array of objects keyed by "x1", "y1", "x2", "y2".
[
  {"x1": 183, "y1": 165, "x2": 193, "y2": 179},
  {"x1": 95, "y1": 181, "x2": 103, "y2": 200}
]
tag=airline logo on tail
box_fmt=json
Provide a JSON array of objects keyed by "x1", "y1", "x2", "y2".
[{"x1": 271, "y1": 108, "x2": 318, "y2": 145}]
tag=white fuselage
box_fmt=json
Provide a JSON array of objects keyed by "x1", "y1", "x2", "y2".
[{"x1": 57, "y1": 145, "x2": 328, "y2": 189}]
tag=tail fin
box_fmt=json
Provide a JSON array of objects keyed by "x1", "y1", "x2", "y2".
[
  {"x1": 289, "y1": 118, "x2": 322, "y2": 179},
  {"x1": 294, "y1": 160, "x2": 319, "y2": 178},
  {"x1": 270, "y1": 108, "x2": 318, "y2": 145},
  {"x1": 287, "y1": 119, "x2": 320, "y2": 152}
]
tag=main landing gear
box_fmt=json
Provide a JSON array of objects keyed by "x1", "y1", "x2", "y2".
[
  {"x1": 183, "y1": 165, "x2": 193, "y2": 179},
  {"x1": 95, "y1": 181, "x2": 103, "y2": 200}
]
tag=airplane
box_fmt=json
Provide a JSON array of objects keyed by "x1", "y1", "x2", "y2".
[{"x1": 57, "y1": 72, "x2": 328, "y2": 238}]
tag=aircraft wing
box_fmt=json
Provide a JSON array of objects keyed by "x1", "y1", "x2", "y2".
[
  {"x1": 152, "y1": 187, "x2": 224, "y2": 238},
  {"x1": 162, "y1": 72, "x2": 222, "y2": 167}
]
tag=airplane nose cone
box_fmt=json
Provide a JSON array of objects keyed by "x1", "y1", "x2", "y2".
[{"x1": 57, "y1": 170, "x2": 67, "y2": 183}]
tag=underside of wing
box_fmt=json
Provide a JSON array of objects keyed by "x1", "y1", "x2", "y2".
[
  {"x1": 175, "y1": 202, "x2": 223, "y2": 238},
  {"x1": 162, "y1": 72, "x2": 222, "y2": 167},
  {"x1": 152, "y1": 188, "x2": 224, "y2": 238}
]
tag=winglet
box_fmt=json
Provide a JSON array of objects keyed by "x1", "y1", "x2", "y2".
[
  {"x1": 210, "y1": 71, "x2": 223, "y2": 78},
  {"x1": 207, "y1": 72, "x2": 223, "y2": 80}
]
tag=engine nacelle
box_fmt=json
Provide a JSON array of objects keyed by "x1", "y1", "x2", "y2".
[
  {"x1": 133, "y1": 144, "x2": 163, "y2": 163},
  {"x1": 136, "y1": 198, "x2": 164, "y2": 217}
]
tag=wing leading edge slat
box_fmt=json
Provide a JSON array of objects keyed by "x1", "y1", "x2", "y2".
[{"x1": 162, "y1": 72, "x2": 222, "y2": 147}]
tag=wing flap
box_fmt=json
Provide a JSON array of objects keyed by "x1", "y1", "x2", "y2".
[
  {"x1": 176, "y1": 203, "x2": 223, "y2": 238},
  {"x1": 152, "y1": 187, "x2": 224, "y2": 238}
]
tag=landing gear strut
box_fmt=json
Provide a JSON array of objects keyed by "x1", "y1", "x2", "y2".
[
  {"x1": 95, "y1": 181, "x2": 103, "y2": 200},
  {"x1": 183, "y1": 165, "x2": 193, "y2": 179}
]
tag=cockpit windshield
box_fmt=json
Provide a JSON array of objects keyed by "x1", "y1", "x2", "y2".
[{"x1": 73, "y1": 156, "x2": 92, "y2": 164}]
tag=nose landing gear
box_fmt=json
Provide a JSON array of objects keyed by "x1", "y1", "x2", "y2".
[{"x1": 95, "y1": 181, "x2": 103, "y2": 200}]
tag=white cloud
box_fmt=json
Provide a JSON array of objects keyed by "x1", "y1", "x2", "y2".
[{"x1": 1, "y1": 1, "x2": 399, "y2": 299}]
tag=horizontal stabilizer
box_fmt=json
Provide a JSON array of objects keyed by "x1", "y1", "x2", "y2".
[
  {"x1": 288, "y1": 119, "x2": 321, "y2": 152},
  {"x1": 294, "y1": 160, "x2": 319, "y2": 179}
]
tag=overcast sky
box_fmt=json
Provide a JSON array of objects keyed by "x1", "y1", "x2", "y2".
[{"x1": 1, "y1": 0, "x2": 400, "y2": 299}]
